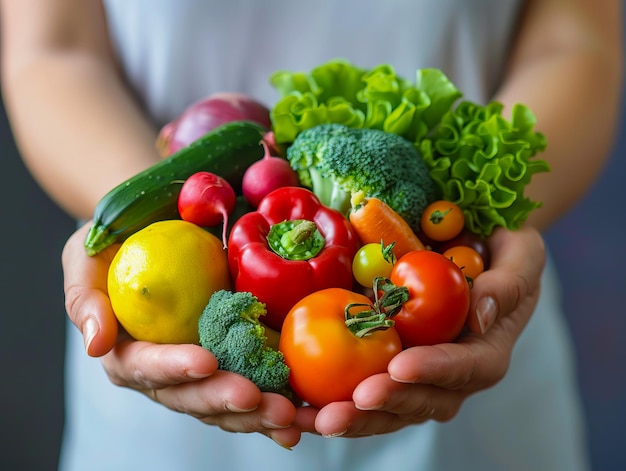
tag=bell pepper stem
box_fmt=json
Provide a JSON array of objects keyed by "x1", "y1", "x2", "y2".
[
  {"x1": 281, "y1": 220, "x2": 317, "y2": 248},
  {"x1": 267, "y1": 219, "x2": 326, "y2": 261}
]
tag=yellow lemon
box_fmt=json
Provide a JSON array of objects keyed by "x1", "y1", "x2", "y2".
[{"x1": 108, "y1": 219, "x2": 230, "y2": 344}]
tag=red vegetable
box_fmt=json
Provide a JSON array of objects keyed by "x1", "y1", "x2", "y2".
[
  {"x1": 390, "y1": 250, "x2": 470, "y2": 347},
  {"x1": 177, "y1": 171, "x2": 236, "y2": 248},
  {"x1": 242, "y1": 139, "x2": 300, "y2": 208},
  {"x1": 156, "y1": 92, "x2": 272, "y2": 156},
  {"x1": 279, "y1": 287, "x2": 403, "y2": 408},
  {"x1": 228, "y1": 187, "x2": 360, "y2": 331}
]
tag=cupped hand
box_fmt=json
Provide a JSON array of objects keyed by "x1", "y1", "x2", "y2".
[
  {"x1": 62, "y1": 223, "x2": 301, "y2": 448},
  {"x1": 297, "y1": 226, "x2": 546, "y2": 437}
]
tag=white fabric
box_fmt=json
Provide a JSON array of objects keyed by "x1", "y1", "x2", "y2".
[
  {"x1": 60, "y1": 1, "x2": 590, "y2": 470},
  {"x1": 102, "y1": 0, "x2": 520, "y2": 123}
]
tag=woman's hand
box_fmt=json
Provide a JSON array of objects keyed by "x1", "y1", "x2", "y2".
[
  {"x1": 62, "y1": 221, "x2": 545, "y2": 443},
  {"x1": 296, "y1": 226, "x2": 546, "y2": 437},
  {"x1": 62, "y1": 223, "x2": 301, "y2": 449}
]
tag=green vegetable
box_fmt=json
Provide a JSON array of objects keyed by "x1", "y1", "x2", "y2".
[
  {"x1": 270, "y1": 59, "x2": 461, "y2": 145},
  {"x1": 420, "y1": 101, "x2": 550, "y2": 236},
  {"x1": 84, "y1": 121, "x2": 266, "y2": 256},
  {"x1": 270, "y1": 59, "x2": 550, "y2": 236},
  {"x1": 198, "y1": 290, "x2": 290, "y2": 394},
  {"x1": 286, "y1": 123, "x2": 436, "y2": 231}
]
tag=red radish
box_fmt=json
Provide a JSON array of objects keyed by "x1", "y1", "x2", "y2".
[
  {"x1": 242, "y1": 139, "x2": 300, "y2": 208},
  {"x1": 178, "y1": 172, "x2": 236, "y2": 248},
  {"x1": 157, "y1": 92, "x2": 272, "y2": 157},
  {"x1": 262, "y1": 130, "x2": 282, "y2": 156}
]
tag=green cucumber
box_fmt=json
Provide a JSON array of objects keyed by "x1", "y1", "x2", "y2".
[{"x1": 84, "y1": 120, "x2": 266, "y2": 256}]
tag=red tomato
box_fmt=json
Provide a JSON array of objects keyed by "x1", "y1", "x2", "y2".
[
  {"x1": 390, "y1": 250, "x2": 470, "y2": 347},
  {"x1": 279, "y1": 288, "x2": 402, "y2": 408},
  {"x1": 442, "y1": 245, "x2": 485, "y2": 281},
  {"x1": 420, "y1": 200, "x2": 465, "y2": 242}
]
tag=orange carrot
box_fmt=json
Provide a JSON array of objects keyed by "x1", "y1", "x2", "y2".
[{"x1": 349, "y1": 191, "x2": 425, "y2": 259}]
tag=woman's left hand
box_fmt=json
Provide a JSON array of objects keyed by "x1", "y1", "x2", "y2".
[{"x1": 295, "y1": 226, "x2": 546, "y2": 437}]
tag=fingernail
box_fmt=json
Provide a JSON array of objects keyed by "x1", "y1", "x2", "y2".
[
  {"x1": 225, "y1": 402, "x2": 257, "y2": 413},
  {"x1": 261, "y1": 418, "x2": 290, "y2": 429},
  {"x1": 476, "y1": 296, "x2": 497, "y2": 334},
  {"x1": 266, "y1": 434, "x2": 293, "y2": 450},
  {"x1": 83, "y1": 317, "x2": 99, "y2": 354},
  {"x1": 187, "y1": 370, "x2": 212, "y2": 379},
  {"x1": 390, "y1": 375, "x2": 416, "y2": 384},
  {"x1": 355, "y1": 402, "x2": 383, "y2": 411},
  {"x1": 323, "y1": 429, "x2": 347, "y2": 438}
]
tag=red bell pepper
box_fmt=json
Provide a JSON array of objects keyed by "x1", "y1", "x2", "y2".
[{"x1": 228, "y1": 186, "x2": 360, "y2": 331}]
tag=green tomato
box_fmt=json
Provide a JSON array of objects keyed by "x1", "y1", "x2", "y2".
[{"x1": 352, "y1": 242, "x2": 395, "y2": 288}]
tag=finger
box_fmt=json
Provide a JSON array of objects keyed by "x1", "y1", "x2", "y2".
[
  {"x1": 466, "y1": 226, "x2": 545, "y2": 335},
  {"x1": 314, "y1": 402, "x2": 405, "y2": 438},
  {"x1": 153, "y1": 383, "x2": 301, "y2": 443},
  {"x1": 386, "y1": 338, "x2": 510, "y2": 392},
  {"x1": 195, "y1": 391, "x2": 297, "y2": 433},
  {"x1": 101, "y1": 339, "x2": 219, "y2": 389},
  {"x1": 293, "y1": 406, "x2": 319, "y2": 434},
  {"x1": 353, "y1": 373, "x2": 462, "y2": 422},
  {"x1": 62, "y1": 222, "x2": 120, "y2": 356},
  {"x1": 263, "y1": 426, "x2": 302, "y2": 450},
  {"x1": 140, "y1": 369, "x2": 263, "y2": 418}
]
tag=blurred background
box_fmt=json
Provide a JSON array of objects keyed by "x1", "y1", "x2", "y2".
[{"x1": 1, "y1": 58, "x2": 625, "y2": 471}]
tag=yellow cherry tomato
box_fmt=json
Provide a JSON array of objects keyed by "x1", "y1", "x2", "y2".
[{"x1": 352, "y1": 242, "x2": 396, "y2": 288}]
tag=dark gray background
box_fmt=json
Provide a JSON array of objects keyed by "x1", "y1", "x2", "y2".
[{"x1": 1, "y1": 68, "x2": 625, "y2": 471}]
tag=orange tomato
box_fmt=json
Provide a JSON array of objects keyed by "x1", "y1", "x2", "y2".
[
  {"x1": 442, "y1": 245, "x2": 485, "y2": 281},
  {"x1": 279, "y1": 288, "x2": 402, "y2": 408},
  {"x1": 420, "y1": 200, "x2": 465, "y2": 242}
]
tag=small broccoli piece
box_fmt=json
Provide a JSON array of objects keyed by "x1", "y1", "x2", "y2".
[
  {"x1": 286, "y1": 123, "x2": 436, "y2": 231},
  {"x1": 198, "y1": 290, "x2": 290, "y2": 394}
]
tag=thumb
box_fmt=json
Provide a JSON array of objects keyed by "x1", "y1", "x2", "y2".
[
  {"x1": 62, "y1": 222, "x2": 120, "y2": 357},
  {"x1": 465, "y1": 226, "x2": 546, "y2": 335}
]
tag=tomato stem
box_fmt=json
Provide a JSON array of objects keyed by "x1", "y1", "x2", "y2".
[
  {"x1": 429, "y1": 208, "x2": 452, "y2": 224},
  {"x1": 344, "y1": 277, "x2": 409, "y2": 337},
  {"x1": 380, "y1": 240, "x2": 397, "y2": 266},
  {"x1": 375, "y1": 277, "x2": 409, "y2": 318},
  {"x1": 344, "y1": 306, "x2": 395, "y2": 338}
]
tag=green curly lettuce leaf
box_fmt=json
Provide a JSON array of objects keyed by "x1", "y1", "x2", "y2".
[
  {"x1": 269, "y1": 59, "x2": 461, "y2": 144},
  {"x1": 269, "y1": 59, "x2": 550, "y2": 236},
  {"x1": 420, "y1": 101, "x2": 550, "y2": 236}
]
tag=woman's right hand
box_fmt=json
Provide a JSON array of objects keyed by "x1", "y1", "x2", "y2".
[{"x1": 61, "y1": 222, "x2": 301, "y2": 449}]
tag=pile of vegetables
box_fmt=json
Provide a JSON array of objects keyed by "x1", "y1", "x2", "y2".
[
  {"x1": 83, "y1": 59, "x2": 549, "y2": 406},
  {"x1": 270, "y1": 59, "x2": 549, "y2": 236}
]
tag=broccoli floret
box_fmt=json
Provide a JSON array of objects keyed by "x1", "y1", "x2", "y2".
[
  {"x1": 286, "y1": 123, "x2": 436, "y2": 231},
  {"x1": 198, "y1": 290, "x2": 290, "y2": 394}
]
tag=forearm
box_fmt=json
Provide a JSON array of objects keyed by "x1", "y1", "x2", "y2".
[
  {"x1": 1, "y1": 0, "x2": 160, "y2": 220},
  {"x1": 3, "y1": 55, "x2": 160, "y2": 219},
  {"x1": 494, "y1": 0, "x2": 623, "y2": 231}
]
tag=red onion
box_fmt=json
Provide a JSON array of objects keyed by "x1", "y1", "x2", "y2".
[{"x1": 157, "y1": 92, "x2": 272, "y2": 156}]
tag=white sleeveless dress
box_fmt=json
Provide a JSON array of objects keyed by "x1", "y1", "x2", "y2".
[{"x1": 60, "y1": 1, "x2": 590, "y2": 469}]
